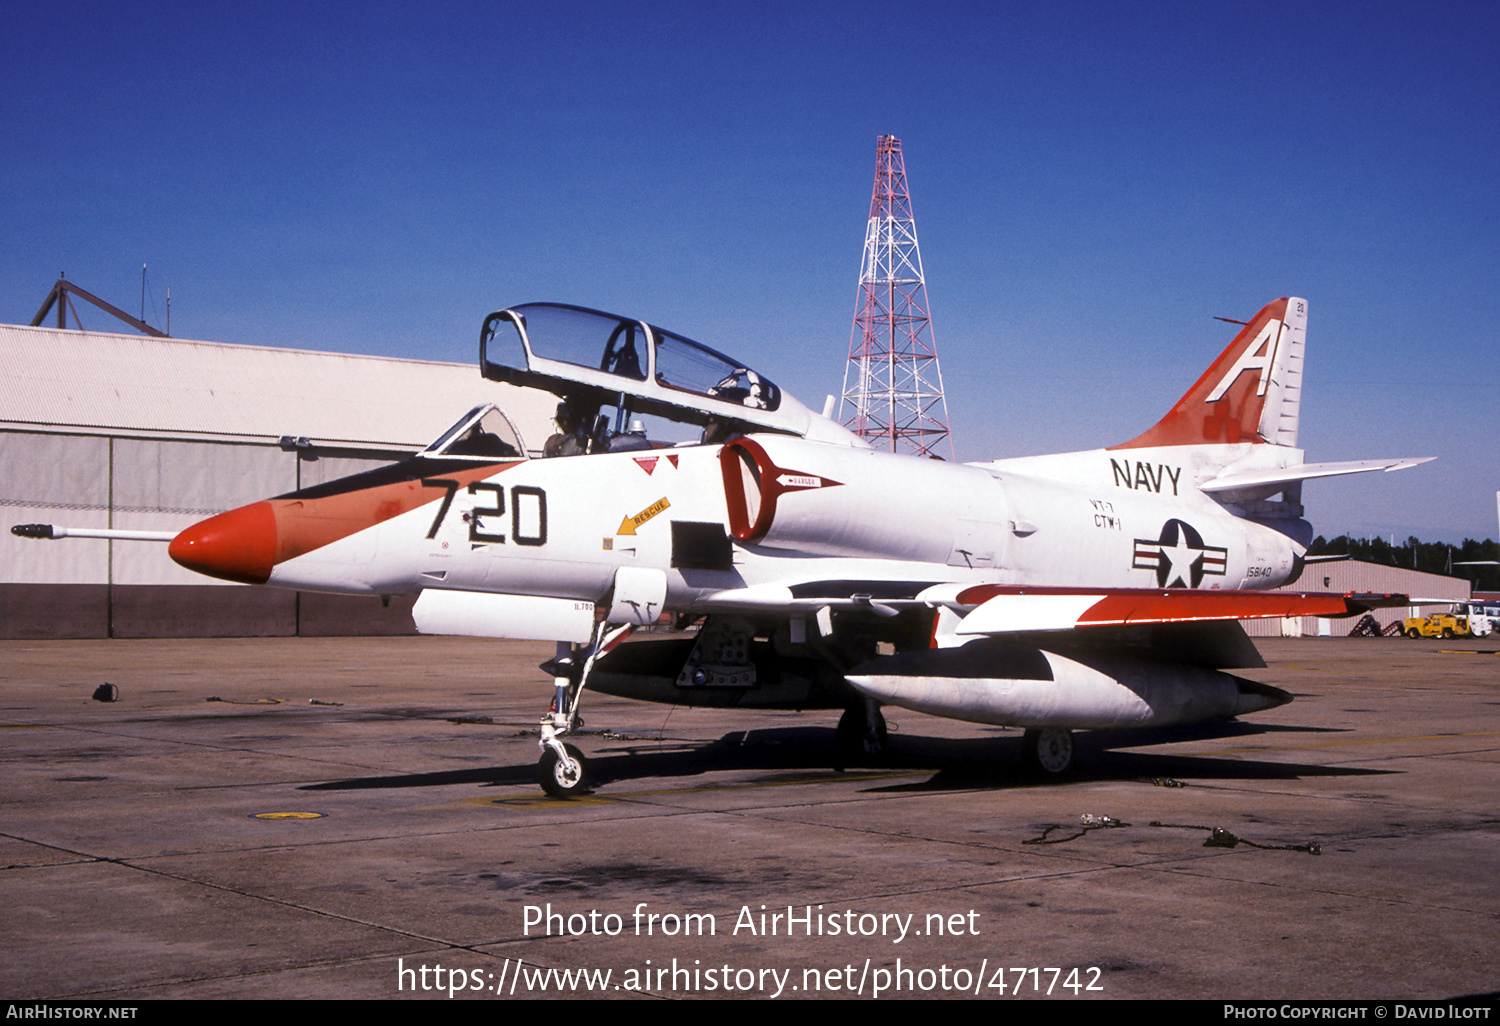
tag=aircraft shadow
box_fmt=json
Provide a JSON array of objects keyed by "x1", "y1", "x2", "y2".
[
  {"x1": 860, "y1": 722, "x2": 1388, "y2": 793},
  {"x1": 301, "y1": 720, "x2": 1389, "y2": 795}
]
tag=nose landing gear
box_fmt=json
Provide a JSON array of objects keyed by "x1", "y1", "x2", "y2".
[
  {"x1": 536, "y1": 623, "x2": 634, "y2": 799},
  {"x1": 538, "y1": 741, "x2": 589, "y2": 798}
]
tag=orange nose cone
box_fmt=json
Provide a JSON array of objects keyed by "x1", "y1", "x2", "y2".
[{"x1": 169, "y1": 502, "x2": 278, "y2": 584}]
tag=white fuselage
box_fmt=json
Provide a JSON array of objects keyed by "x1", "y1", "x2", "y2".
[{"x1": 263, "y1": 435, "x2": 1305, "y2": 613}]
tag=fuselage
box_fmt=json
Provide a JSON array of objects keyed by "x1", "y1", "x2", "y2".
[{"x1": 168, "y1": 432, "x2": 1307, "y2": 619}]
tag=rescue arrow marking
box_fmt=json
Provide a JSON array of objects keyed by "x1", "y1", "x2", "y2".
[{"x1": 618, "y1": 497, "x2": 670, "y2": 536}]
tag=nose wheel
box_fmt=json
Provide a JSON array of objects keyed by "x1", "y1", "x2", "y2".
[{"x1": 538, "y1": 742, "x2": 590, "y2": 799}]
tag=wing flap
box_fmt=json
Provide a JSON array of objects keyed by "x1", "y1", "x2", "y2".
[{"x1": 953, "y1": 585, "x2": 1406, "y2": 635}]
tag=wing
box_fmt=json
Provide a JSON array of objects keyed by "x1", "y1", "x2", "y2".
[
  {"x1": 690, "y1": 575, "x2": 1406, "y2": 634},
  {"x1": 933, "y1": 584, "x2": 1408, "y2": 636}
]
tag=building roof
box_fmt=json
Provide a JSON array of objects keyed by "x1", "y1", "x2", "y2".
[
  {"x1": 0, "y1": 323, "x2": 556, "y2": 450},
  {"x1": 1295, "y1": 556, "x2": 1471, "y2": 602}
]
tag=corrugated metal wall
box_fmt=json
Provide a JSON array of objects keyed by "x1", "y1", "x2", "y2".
[
  {"x1": 1242, "y1": 558, "x2": 1470, "y2": 637},
  {"x1": 1, "y1": 322, "x2": 559, "y2": 638},
  {"x1": 0, "y1": 324, "x2": 555, "y2": 447},
  {"x1": 1, "y1": 429, "x2": 417, "y2": 638}
]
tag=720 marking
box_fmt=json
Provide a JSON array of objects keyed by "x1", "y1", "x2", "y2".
[{"x1": 423, "y1": 480, "x2": 547, "y2": 547}]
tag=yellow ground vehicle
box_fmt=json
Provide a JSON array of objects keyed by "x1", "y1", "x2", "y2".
[{"x1": 1401, "y1": 614, "x2": 1472, "y2": 639}]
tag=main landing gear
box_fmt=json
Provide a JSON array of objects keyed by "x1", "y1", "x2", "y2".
[
  {"x1": 834, "y1": 699, "x2": 888, "y2": 770},
  {"x1": 1022, "y1": 727, "x2": 1075, "y2": 776},
  {"x1": 537, "y1": 623, "x2": 634, "y2": 798}
]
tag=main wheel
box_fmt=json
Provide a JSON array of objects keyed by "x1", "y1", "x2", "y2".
[
  {"x1": 1023, "y1": 728, "x2": 1075, "y2": 776},
  {"x1": 538, "y1": 743, "x2": 590, "y2": 798},
  {"x1": 834, "y1": 704, "x2": 888, "y2": 769}
]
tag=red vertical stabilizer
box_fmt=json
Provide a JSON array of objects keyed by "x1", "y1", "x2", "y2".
[{"x1": 1112, "y1": 297, "x2": 1305, "y2": 449}]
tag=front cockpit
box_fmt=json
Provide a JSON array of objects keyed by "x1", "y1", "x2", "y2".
[{"x1": 419, "y1": 404, "x2": 527, "y2": 460}]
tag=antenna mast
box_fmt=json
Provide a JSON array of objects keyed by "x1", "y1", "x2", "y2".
[{"x1": 839, "y1": 135, "x2": 953, "y2": 458}]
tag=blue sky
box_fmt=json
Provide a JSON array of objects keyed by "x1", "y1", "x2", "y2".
[{"x1": 4, "y1": 1, "x2": 1496, "y2": 541}]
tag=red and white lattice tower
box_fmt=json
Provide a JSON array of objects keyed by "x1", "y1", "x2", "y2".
[{"x1": 839, "y1": 135, "x2": 952, "y2": 458}]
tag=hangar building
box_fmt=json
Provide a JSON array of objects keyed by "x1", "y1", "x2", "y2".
[
  {"x1": 1247, "y1": 557, "x2": 1471, "y2": 637},
  {"x1": 1, "y1": 323, "x2": 556, "y2": 639}
]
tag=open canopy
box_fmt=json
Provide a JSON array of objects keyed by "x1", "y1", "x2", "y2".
[{"x1": 478, "y1": 303, "x2": 847, "y2": 444}]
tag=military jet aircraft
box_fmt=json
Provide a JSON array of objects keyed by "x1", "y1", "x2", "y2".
[{"x1": 16, "y1": 298, "x2": 1428, "y2": 796}]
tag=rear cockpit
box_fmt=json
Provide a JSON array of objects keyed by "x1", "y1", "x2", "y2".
[{"x1": 476, "y1": 303, "x2": 857, "y2": 450}]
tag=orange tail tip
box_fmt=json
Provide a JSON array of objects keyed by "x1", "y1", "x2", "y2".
[{"x1": 1112, "y1": 297, "x2": 1306, "y2": 449}]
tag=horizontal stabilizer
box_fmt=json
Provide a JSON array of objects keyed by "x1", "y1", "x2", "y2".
[
  {"x1": 1201, "y1": 457, "x2": 1433, "y2": 495},
  {"x1": 951, "y1": 585, "x2": 1407, "y2": 635}
]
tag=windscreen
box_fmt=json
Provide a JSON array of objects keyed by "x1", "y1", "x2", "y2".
[{"x1": 421, "y1": 405, "x2": 526, "y2": 459}]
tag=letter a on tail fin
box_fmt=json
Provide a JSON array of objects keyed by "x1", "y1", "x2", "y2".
[{"x1": 1112, "y1": 297, "x2": 1306, "y2": 449}]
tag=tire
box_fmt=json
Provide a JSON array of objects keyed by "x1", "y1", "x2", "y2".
[
  {"x1": 1023, "y1": 727, "x2": 1075, "y2": 776},
  {"x1": 538, "y1": 743, "x2": 589, "y2": 798}
]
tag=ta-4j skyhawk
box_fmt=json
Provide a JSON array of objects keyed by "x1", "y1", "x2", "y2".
[{"x1": 16, "y1": 298, "x2": 1429, "y2": 796}]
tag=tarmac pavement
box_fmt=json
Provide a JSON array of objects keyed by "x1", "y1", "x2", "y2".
[{"x1": 1, "y1": 634, "x2": 1496, "y2": 1001}]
